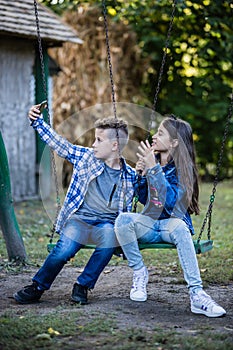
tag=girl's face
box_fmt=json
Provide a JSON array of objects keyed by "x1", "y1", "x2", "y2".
[{"x1": 151, "y1": 123, "x2": 173, "y2": 153}]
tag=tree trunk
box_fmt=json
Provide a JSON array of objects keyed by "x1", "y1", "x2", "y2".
[{"x1": 0, "y1": 131, "x2": 27, "y2": 262}]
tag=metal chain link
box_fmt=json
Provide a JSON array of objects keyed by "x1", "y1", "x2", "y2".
[
  {"x1": 102, "y1": 0, "x2": 123, "y2": 172},
  {"x1": 148, "y1": 0, "x2": 177, "y2": 133},
  {"x1": 198, "y1": 91, "x2": 233, "y2": 242},
  {"x1": 34, "y1": 0, "x2": 61, "y2": 238},
  {"x1": 34, "y1": 1, "x2": 47, "y2": 110},
  {"x1": 134, "y1": 0, "x2": 177, "y2": 211},
  {"x1": 102, "y1": 0, "x2": 117, "y2": 120},
  {"x1": 102, "y1": 0, "x2": 120, "y2": 148}
]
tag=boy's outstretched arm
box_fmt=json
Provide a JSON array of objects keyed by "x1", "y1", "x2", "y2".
[{"x1": 28, "y1": 104, "x2": 86, "y2": 163}]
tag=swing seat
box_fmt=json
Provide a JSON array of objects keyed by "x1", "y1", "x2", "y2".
[
  {"x1": 137, "y1": 239, "x2": 213, "y2": 254},
  {"x1": 47, "y1": 239, "x2": 213, "y2": 255},
  {"x1": 192, "y1": 239, "x2": 213, "y2": 254}
]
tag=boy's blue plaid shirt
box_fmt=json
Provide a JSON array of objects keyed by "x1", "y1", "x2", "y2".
[{"x1": 32, "y1": 118, "x2": 138, "y2": 233}]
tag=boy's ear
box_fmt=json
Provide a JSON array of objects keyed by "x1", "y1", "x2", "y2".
[{"x1": 112, "y1": 140, "x2": 119, "y2": 151}]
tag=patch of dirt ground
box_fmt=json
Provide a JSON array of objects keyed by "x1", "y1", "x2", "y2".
[{"x1": 0, "y1": 265, "x2": 232, "y2": 336}]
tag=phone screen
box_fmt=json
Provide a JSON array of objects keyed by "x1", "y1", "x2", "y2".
[{"x1": 39, "y1": 100, "x2": 47, "y2": 113}]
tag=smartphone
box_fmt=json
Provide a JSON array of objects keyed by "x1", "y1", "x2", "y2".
[{"x1": 39, "y1": 100, "x2": 47, "y2": 113}]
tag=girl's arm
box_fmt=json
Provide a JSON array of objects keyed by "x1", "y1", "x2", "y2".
[
  {"x1": 137, "y1": 139, "x2": 186, "y2": 215},
  {"x1": 147, "y1": 164, "x2": 179, "y2": 214}
]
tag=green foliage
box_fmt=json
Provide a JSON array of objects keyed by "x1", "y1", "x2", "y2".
[
  {"x1": 107, "y1": 0, "x2": 233, "y2": 178},
  {"x1": 39, "y1": 0, "x2": 233, "y2": 177},
  {"x1": 39, "y1": 0, "x2": 81, "y2": 15}
]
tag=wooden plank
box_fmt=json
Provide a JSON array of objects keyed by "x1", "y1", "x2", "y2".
[{"x1": 0, "y1": 37, "x2": 37, "y2": 201}]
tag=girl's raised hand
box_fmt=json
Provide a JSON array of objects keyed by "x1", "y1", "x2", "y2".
[
  {"x1": 136, "y1": 140, "x2": 156, "y2": 175},
  {"x1": 135, "y1": 158, "x2": 145, "y2": 175}
]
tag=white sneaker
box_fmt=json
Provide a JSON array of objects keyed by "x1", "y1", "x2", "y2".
[
  {"x1": 130, "y1": 266, "x2": 148, "y2": 302},
  {"x1": 190, "y1": 289, "x2": 226, "y2": 318}
]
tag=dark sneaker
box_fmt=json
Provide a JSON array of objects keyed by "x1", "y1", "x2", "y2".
[
  {"x1": 71, "y1": 283, "x2": 88, "y2": 305},
  {"x1": 13, "y1": 282, "x2": 44, "y2": 304}
]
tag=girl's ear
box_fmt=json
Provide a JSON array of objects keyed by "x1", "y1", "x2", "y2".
[{"x1": 172, "y1": 139, "x2": 179, "y2": 148}]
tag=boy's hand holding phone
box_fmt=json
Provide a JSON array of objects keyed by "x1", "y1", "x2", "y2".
[{"x1": 28, "y1": 101, "x2": 47, "y2": 122}]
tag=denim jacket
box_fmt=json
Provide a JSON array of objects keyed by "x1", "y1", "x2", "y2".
[
  {"x1": 32, "y1": 117, "x2": 138, "y2": 233},
  {"x1": 140, "y1": 161, "x2": 195, "y2": 235}
]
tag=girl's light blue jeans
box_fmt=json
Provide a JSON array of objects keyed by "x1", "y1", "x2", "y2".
[
  {"x1": 115, "y1": 213, "x2": 203, "y2": 292},
  {"x1": 33, "y1": 214, "x2": 118, "y2": 290}
]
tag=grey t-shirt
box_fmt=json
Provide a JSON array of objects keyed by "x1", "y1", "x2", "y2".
[{"x1": 78, "y1": 164, "x2": 121, "y2": 221}]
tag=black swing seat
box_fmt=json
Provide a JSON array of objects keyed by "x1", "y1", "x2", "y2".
[{"x1": 47, "y1": 239, "x2": 213, "y2": 255}]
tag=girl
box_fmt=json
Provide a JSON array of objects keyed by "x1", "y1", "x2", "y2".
[{"x1": 115, "y1": 115, "x2": 226, "y2": 318}]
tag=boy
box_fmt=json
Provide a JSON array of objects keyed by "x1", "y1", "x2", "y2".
[{"x1": 13, "y1": 104, "x2": 139, "y2": 305}]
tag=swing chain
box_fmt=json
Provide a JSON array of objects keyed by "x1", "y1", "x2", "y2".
[
  {"x1": 134, "y1": 1, "x2": 177, "y2": 213},
  {"x1": 34, "y1": 0, "x2": 61, "y2": 239},
  {"x1": 198, "y1": 90, "x2": 233, "y2": 242},
  {"x1": 148, "y1": 0, "x2": 177, "y2": 132},
  {"x1": 102, "y1": 0, "x2": 117, "y2": 121},
  {"x1": 34, "y1": 0, "x2": 47, "y2": 106},
  {"x1": 133, "y1": 194, "x2": 139, "y2": 213},
  {"x1": 102, "y1": 0, "x2": 124, "y2": 173}
]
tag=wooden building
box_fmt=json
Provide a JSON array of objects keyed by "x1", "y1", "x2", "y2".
[{"x1": 0, "y1": 0, "x2": 82, "y2": 201}]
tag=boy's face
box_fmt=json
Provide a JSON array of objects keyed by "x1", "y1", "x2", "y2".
[{"x1": 92, "y1": 128, "x2": 117, "y2": 161}]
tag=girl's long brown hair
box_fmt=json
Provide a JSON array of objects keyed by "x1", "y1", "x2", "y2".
[{"x1": 162, "y1": 116, "x2": 200, "y2": 215}]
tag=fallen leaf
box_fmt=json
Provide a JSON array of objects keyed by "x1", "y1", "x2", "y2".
[
  {"x1": 104, "y1": 268, "x2": 114, "y2": 274},
  {"x1": 48, "y1": 327, "x2": 60, "y2": 336}
]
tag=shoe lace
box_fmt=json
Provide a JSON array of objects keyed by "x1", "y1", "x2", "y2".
[
  {"x1": 196, "y1": 292, "x2": 217, "y2": 309},
  {"x1": 133, "y1": 274, "x2": 147, "y2": 291},
  {"x1": 24, "y1": 282, "x2": 38, "y2": 292}
]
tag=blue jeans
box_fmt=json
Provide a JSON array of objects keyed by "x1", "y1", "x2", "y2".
[
  {"x1": 33, "y1": 214, "x2": 118, "y2": 290},
  {"x1": 115, "y1": 213, "x2": 203, "y2": 291}
]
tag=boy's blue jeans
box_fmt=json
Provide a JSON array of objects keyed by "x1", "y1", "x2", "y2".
[
  {"x1": 33, "y1": 214, "x2": 118, "y2": 290},
  {"x1": 115, "y1": 213, "x2": 203, "y2": 292}
]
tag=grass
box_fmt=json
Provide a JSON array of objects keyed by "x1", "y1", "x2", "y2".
[
  {"x1": 1, "y1": 309, "x2": 233, "y2": 350},
  {"x1": 0, "y1": 180, "x2": 233, "y2": 349}
]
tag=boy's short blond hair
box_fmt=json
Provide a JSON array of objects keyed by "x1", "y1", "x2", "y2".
[
  {"x1": 94, "y1": 117, "x2": 129, "y2": 151},
  {"x1": 94, "y1": 117, "x2": 128, "y2": 134}
]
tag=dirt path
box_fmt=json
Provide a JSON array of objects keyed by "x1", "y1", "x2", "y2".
[{"x1": 1, "y1": 265, "x2": 232, "y2": 336}]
